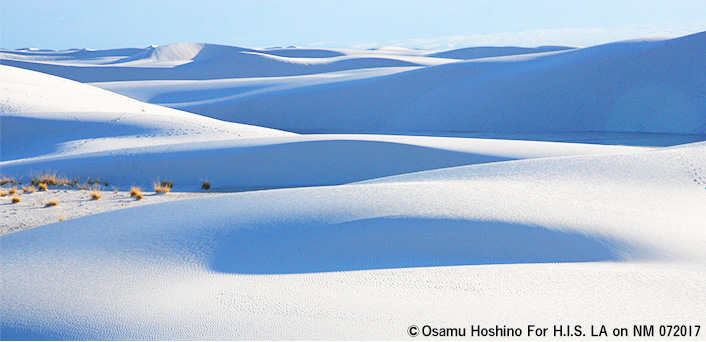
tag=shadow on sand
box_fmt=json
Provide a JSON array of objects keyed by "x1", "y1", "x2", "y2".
[{"x1": 210, "y1": 217, "x2": 634, "y2": 274}]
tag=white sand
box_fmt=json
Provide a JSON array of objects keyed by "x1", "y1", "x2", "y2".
[
  {"x1": 2, "y1": 32, "x2": 706, "y2": 339},
  {"x1": 0, "y1": 186, "x2": 223, "y2": 235}
]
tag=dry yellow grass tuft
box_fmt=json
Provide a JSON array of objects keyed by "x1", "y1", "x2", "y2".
[
  {"x1": 130, "y1": 186, "x2": 143, "y2": 200},
  {"x1": 59, "y1": 214, "x2": 66, "y2": 221},
  {"x1": 153, "y1": 180, "x2": 173, "y2": 194},
  {"x1": 9, "y1": 187, "x2": 18, "y2": 195},
  {"x1": 11, "y1": 196, "x2": 21, "y2": 203},
  {"x1": 31, "y1": 172, "x2": 69, "y2": 186},
  {"x1": 23, "y1": 186, "x2": 36, "y2": 194},
  {"x1": 0, "y1": 190, "x2": 8, "y2": 197},
  {"x1": 38, "y1": 183, "x2": 49, "y2": 191},
  {"x1": 1, "y1": 176, "x2": 15, "y2": 186},
  {"x1": 90, "y1": 188, "x2": 102, "y2": 200},
  {"x1": 44, "y1": 199, "x2": 59, "y2": 207}
]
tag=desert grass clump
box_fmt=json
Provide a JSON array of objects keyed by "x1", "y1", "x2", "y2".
[
  {"x1": 153, "y1": 180, "x2": 173, "y2": 194},
  {"x1": 87, "y1": 178, "x2": 102, "y2": 186},
  {"x1": 1, "y1": 176, "x2": 16, "y2": 186},
  {"x1": 44, "y1": 199, "x2": 59, "y2": 207},
  {"x1": 201, "y1": 180, "x2": 211, "y2": 190},
  {"x1": 23, "y1": 186, "x2": 36, "y2": 194},
  {"x1": 31, "y1": 172, "x2": 68, "y2": 186},
  {"x1": 0, "y1": 190, "x2": 8, "y2": 197},
  {"x1": 112, "y1": 186, "x2": 119, "y2": 194},
  {"x1": 11, "y1": 196, "x2": 21, "y2": 203},
  {"x1": 130, "y1": 186, "x2": 143, "y2": 200},
  {"x1": 89, "y1": 187, "x2": 102, "y2": 200},
  {"x1": 37, "y1": 183, "x2": 49, "y2": 191},
  {"x1": 59, "y1": 214, "x2": 65, "y2": 221},
  {"x1": 8, "y1": 187, "x2": 18, "y2": 195}
]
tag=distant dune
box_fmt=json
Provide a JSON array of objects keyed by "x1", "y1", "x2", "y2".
[
  {"x1": 3, "y1": 33, "x2": 705, "y2": 135},
  {"x1": 426, "y1": 45, "x2": 575, "y2": 59},
  {"x1": 172, "y1": 33, "x2": 706, "y2": 134}
]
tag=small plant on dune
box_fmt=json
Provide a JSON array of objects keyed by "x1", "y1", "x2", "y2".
[
  {"x1": 37, "y1": 183, "x2": 49, "y2": 191},
  {"x1": 153, "y1": 180, "x2": 173, "y2": 194},
  {"x1": 112, "y1": 186, "x2": 119, "y2": 194},
  {"x1": 30, "y1": 172, "x2": 67, "y2": 187},
  {"x1": 1, "y1": 176, "x2": 16, "y2": 186},
  {"x1": 201, "y1": 180, "x2": 211, "y2": 190},
  {"x1": 23, "y1": 186, "x2": 36, "y2": 194},
  {"x1": 89, "y1": 187, "x2": 102, "y2": 200},
  {"x1": 8, "y1": 187, "x2": 18, "y2": 195},
  {"x1": 0, "y1": 190, "x2": 8, "y2": 197},
  {"x1": 11, "y1": 196, "x2": 21, "y2": 203},
  {"x1": 44, "y1": 199, "x2": 59, "y2": 207},
  {"x1": 58, "y1": 214, "x2": 65, "y2": 221},
  {"x1": 130, "y1": 186, "x2": 143, "y2": 200}
]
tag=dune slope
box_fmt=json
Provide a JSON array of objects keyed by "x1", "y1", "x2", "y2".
[
  {"x1": 2, "y1": 64, "x2": 645, "y2": 190},
  {"x1": 0, "y1": 42, "x2": 454, "y2": 82},
  {"x1": 8, "y1": 35, "x2": 705, "y2": 135},
  {"x1": 0, "y1": 64, "x2": 290, "y2": 162},
  {"x1": 174, "y1": 33, "x2": 706, "y2": 134},
  {"x1": 2, "y1": 141, "x2": 705, "y2": 339}
]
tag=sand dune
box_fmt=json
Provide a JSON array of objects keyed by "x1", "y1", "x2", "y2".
[
  {"x1": 2, "y1": 141, "x2": 704, "y2": 339},
  {"x1": 2, "y1": 32, "x2": 705, "y2": 340},
  {"x1": 168, "y1": 33, "x2": 706, "y2": 134},
  {"x1": 2, "y1": 64, "x2": 643, "y2": 189},
  {"x1": 0, "y1": 42, "x2": 455, "y2": 82},
  {"x1": 4, "y1": 34, "x2": 705, "y2": 135},
  {"x1": 0, "y1": 64, "x2": 290, "y2": 162},
  {"x1": 426, "y1": 45, "x2": 575, "y2": 59}
]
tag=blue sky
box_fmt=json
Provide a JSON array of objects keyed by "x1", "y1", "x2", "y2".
[{"x1": 2, "y1": 0, "x2": 706, "y2": 50}]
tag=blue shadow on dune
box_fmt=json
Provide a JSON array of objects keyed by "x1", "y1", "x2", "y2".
[{"x1": 210, "y1": 217, "x2": 630, "y2": 274}]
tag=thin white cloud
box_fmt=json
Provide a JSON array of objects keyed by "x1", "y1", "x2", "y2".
[{"x1": 314, "y1": 20, "x2": 706, "y2": 50}]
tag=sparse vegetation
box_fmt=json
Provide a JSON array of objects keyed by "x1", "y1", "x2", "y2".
[
  {"x1": 23, "y1": 186, "x2": 36, "y2": 194},
  {"x1": 9, "y1": 187, "x2": 18, "y2": 195},
  {"x1": 0, "y1": 190, "x2": 8, "y2": 197},
  {"x1": 30, "y1": 172, "x2": 69, "y2": 187},
  {"x1": 201, "y1": 180, "x2": 211, "y2": 190},
  {"x1": 1, "y1": 176, "x2": 16, "y2": 186},
  {"x1": 44, "y1": 199, "x2": 59, "y2": 207},
  {"x1": 112, "y1": 186, "x2": 119, "y2": 194},
  {"x1": 153, "y1": 180, "x2": 173, "y2": 194},
  {"x1": 130, "y1": 186, "x2": 143, "y2": 200},
  {"x1": 87, "y1": 178, "x2": 102, "y2": 186},
  {"x1": 90, "y1": 187, "x2": 102, "y2": 200},
  {"x1": 11, "y1": 196, "x2": 21, "y2": 203},
  {"x1": 58, "y1": 214, "x2": 65, "y2": 221},
  {"x1": 38, "y1": 183, "x2": 49, "y2": 191}
]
